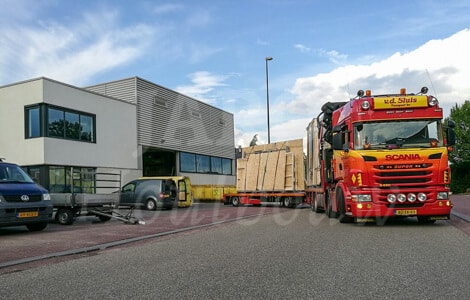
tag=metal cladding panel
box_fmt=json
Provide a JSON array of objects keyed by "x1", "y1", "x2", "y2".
[
  {"x1": 85, "y1": 78, "x2": 137, "y2": 104},
  {"x1": 136, "y1": 78, "x2": 234, "y2": 159}
]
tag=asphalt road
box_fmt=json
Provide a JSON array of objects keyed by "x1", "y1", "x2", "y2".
[{"x1": 1, "y1": 207, "x2": 469, "y2": 299}]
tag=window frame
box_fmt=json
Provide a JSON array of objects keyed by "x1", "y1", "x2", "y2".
[{"x1": 25, "y1": 104, "x2": 96, "y2": 143}]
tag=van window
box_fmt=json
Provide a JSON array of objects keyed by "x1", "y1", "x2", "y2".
[
  {"x1": 122, "y1": 182, "x2": 136, "y2": 193},
  {"x1": 0, "y1": 165, "x2": 34, "y2": 183}
]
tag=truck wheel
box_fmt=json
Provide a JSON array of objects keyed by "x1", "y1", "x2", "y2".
[
  {"x1": 55, "y1": 208, "x2": 75, "y2": 225},
  {"x1": 326, "y1": 199, "x2": 336, "y2": 218},
  {"x1": 337, "y1": 189, "x2": 354, "y2": 223},
  {"x1": 311, "y1": 194, "x2": 323, "y2": 213},
  {"x1": 231, "y1": 197, "x2": 240, "y2": 207},
  {"x1": 145, "y1": 199, "x2": 157, "y2": 211},
  {"x1": 26, "y1": 222, "x2": 48, "y2": 231}
]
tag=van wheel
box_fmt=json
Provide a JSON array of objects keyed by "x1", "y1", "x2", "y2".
[
  {"x1": 145, "y1": 199, "x2": 157, "y2": 211},
  {"x1": 26, "y1": 222, "x2": 48, "y2": 231},
  {"x1": 56, "y1": 208, "x2": 75, "y2": 225}
]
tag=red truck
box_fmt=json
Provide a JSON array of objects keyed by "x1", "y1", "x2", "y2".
[{"x1": 306, "y1": 87, "x2": 456, "y2": 224}]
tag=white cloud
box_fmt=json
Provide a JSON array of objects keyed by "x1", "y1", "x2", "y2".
[
  {"x1": 152, "y1": 3, "x2": 184, "y2": 15},
  {"x1": 287, "y1": 28, "x2": 470, "y2": 117},
  {"x1": 175, "y1": 71, "x2": 229, "y2": 104},
  {"x1": 0, "y1": 8, "x2": 154, "y2": 85},
  {"x1": 294, "y1": 44, "x2": 311, "y2": 53}
]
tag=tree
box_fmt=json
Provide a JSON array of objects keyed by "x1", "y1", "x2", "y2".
[{"x1": 446, "y1": 100, "x2": 470, "y2": 193}]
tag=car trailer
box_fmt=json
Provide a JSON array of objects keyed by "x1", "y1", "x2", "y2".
[
  {"x1": 50, "y1": 169, "x2": 144, "y2": 225},
  {"x1": 51, "y1": 193, "x2": 144, "y2": 225},
  {"x1": 88, "y1": 207, "x2": 145, "y2": 225}
]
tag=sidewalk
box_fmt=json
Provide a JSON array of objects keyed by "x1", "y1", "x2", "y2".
[{"x1": 451, "y1": 194, "x2": 470, "y2": 222}]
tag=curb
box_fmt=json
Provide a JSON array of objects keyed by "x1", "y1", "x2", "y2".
[{"x1": 451, "y1": 211, "x2": 470, "y2": 222}]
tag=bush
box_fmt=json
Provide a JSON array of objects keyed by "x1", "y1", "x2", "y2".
[{"x1": 450, "y1": 161, "x2": 470, "y2": 194}]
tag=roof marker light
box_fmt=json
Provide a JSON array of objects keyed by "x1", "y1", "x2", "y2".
[
  {"x1": 428, "y1": 96, "x2": 438, "y2": 107},
  {"x1": 361, "y1": 100, "x2": 370, "y2": 110},
  {"x1": 400, "y1": 88, "x2": 406, "y2": 95},
  {"x1": 365, "y1": 90, "x2": 371, "y2": 97}
]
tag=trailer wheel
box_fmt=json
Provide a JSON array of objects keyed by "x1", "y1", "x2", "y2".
[
  {"x1": 231, "y1": 197, "x2": 240, "y2": 207},
  {"x1": 145, "y1": 199, "x2": 157, "y2": 211},
  {"x1": 98, "y1": 215, "x2": 112, "y2": 222},
  {"x1": 55, "y1": 208, "x2": 75, "y2": 225},
  {"x1": 283, "y1": 197, "x2": 292, "y2": 208},
  {"x1": 337, "y1": 189, "x2": 353, "y2": 223}
]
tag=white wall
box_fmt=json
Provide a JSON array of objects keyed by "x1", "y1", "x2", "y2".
[
  {"x1": 0, "y1": 79, "x2": 45, "y2": 164},
  {"x1": 0, "y1": 78, "x2": 139, "y2": 170}
]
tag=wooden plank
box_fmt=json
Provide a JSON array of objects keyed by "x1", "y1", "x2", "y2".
[{"x1": 237, "y1": 139, "x2": 305, "y2": 192}]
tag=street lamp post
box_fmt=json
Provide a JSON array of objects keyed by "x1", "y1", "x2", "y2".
[{"x1": 265, "y1": 56, "x2": 273, "y2": 144}]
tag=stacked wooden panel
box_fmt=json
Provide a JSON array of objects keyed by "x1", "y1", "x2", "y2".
[{"x1": 236, "y1": 139, "x2": 305, "y2": 192}]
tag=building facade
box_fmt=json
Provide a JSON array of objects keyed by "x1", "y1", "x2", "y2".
[{"x1": 0, "y1": 77, "x2": 235, "y2": 197}]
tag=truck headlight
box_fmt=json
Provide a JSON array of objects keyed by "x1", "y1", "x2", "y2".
[
  {"x1": 352, "y1": 194, "x2": 371, "y2": 202},
  {"x1": 437, "y1": 192, "x2": 448, "y2": 200},
  {"x1": 43, "y1": 193, "x2": 51, "y2": 201}
]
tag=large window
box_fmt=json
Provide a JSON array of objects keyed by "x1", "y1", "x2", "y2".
[
  {"x1": 180, "y1": 152, "x2": 232, "y2": 175},
  {"x1": 25, "y1": 104, "x2": 95, "y2": 142},
  {"x1": 26, "y1": 107, "x2": 40, "y2": 138}
]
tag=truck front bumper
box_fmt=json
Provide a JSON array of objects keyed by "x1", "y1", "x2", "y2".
[{"x1": 348, "y1": 200, "x2": 452, "y2": 219}]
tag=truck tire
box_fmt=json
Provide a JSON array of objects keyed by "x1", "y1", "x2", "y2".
[
  {"x1": 26, "y1": 222, "x2": 48, "y2": 231},
  {"x1": 337, "y1": 189, "x2": 354, "y2": 223},
  {"x1": 311, "y1": 194, "x2": 324, "y2": 213},
  {"x1": 55, "y1": 208, "x2": 75, "y2": 225},
  {"x1": 326, "y1": 198, "x2": 336, "y2": 218},
  {"x1": 231, "y1": 197, "x2": 240, "y2": 207},
  {"x1": 145, "y1": 199, "x2": 157, "y2": 211}
]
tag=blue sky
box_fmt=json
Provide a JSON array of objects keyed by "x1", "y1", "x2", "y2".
[{"x1": 1, "y1": 0, "x2": 469, "y2": 147}]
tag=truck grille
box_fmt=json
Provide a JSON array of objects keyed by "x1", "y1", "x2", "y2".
[
  {"x1": 371, "y1": 165, "x2": 435, "y2": 203},
  {"x1": 3, "y1": 194, "x2": 43, "y2": 202},
  {"x1": 374, "y1": 170, "x2": 432, "y2": 185}
]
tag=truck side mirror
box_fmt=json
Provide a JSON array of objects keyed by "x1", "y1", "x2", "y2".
[
  {"x1": 446, "y1": 120, "x2": 456, "y2": 146},
  {"x1": 446, "y1": 128, "x2": 456, "y2": 146},
  {"x1": 332, "y1": 133, "x2": 343, "y2": 150}
]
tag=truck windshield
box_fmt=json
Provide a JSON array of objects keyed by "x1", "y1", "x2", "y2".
[{"x1": 354, "y1": 119, "x2": 444, "y2": 150}]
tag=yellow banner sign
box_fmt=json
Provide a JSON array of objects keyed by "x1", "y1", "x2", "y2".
[{"x1": 373, "y1": 95, "x2": 428, "y2": 109}]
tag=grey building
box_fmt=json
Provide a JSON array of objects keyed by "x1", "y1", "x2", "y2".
[{"x1": 86, "y1": 77, "x2": 235, "y2": 188}]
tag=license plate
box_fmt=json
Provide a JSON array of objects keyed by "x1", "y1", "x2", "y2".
[
  {"x1": 17, "y1": 211, "x2": 39, "y2": 218},
  {"x1": 394, "y1": 209, "x2": 417, "y2": 216}
]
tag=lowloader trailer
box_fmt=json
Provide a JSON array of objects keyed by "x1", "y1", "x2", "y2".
[{"x1": 223, "y1": 139, "x2": 307, "y2": 208}]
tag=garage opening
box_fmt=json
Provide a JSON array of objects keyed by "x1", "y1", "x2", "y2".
[{"x1": 142, "y1": 148, "x2": 176, "y2": 176}]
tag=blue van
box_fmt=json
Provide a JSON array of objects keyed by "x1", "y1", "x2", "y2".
[{"x1": 0, "y1": 159, "x2": 53, "y2": 231}]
